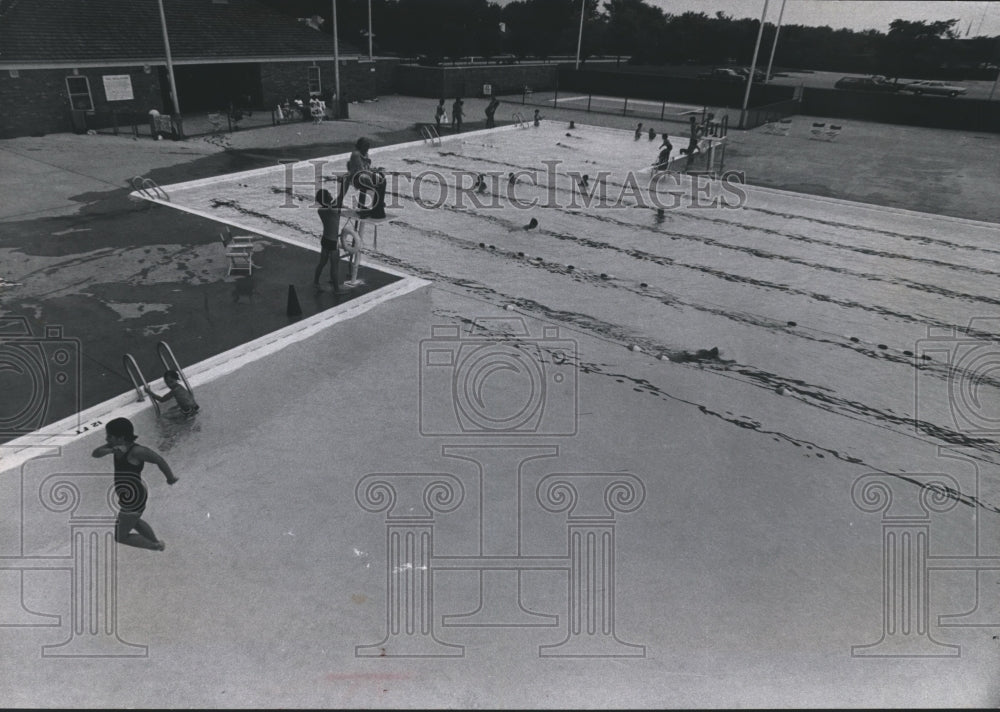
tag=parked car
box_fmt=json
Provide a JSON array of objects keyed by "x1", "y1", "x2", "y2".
[
  {"x1": 734, "y1": 67, "x2": 767, "y2": 82},
  {"x1": 698, "y1": 67, "x2": 743, "y2": 82},
  {"x1": 898, "y1": 80, "x2": 967, "y2": 97},
  {"x1": 834, "y1": 76, "x2": 899, "y2": 92}
]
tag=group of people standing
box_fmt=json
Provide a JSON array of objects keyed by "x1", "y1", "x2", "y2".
[
  {"x1": 434, "y1": 96, "x2": 506, "y2": 133},
  {"x1": 654, "y1": 116, "x2": 706, "y2": 173},
  {"x1": 314, "y1": 136, "x2": 387, "y2": 293}
]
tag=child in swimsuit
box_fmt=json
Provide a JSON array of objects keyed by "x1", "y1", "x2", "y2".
[
  {"x1": 92, "y1": 417, "x2": 178, "y2": 551},
  {"x1": 146, "y1": 370, "x2": 199, "y2": 416}
]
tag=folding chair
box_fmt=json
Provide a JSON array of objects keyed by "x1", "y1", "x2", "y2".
[
  {"x1": 223, "y1": 226, "x2": 255, "y2": 251},
  {"x1": 824, "y1": 124, "x2": 842, "y2": 141},
  {"x1": 219, "y1": 229, "x2": 254, "y2": 276},
  {"x1": 809, "y1": 122, "x2": 827, "y2": 140},
  {"x1": 775, "y1": 118, "x2": 792, "y2": 136}
]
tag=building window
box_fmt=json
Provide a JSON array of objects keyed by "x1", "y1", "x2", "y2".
[
  {"x1": 307, "y1": 66, "x2": 321, "y2": 96},
  {"x1": 66, "y1": 75, "x2": 94, "y2": 111}
]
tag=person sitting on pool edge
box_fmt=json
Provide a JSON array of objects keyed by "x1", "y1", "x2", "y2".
[{"x1": 145, "y1": 370, "x2": 199, "y2": 417}]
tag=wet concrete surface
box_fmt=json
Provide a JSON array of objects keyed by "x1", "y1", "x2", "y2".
[{"x1": 0, "y1": 165, "x2": 401, "y2": 443}]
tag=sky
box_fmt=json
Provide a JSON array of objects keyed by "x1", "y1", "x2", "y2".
[{"x1": 645, "y1": 1, "x2": 1000, "y2": 36}]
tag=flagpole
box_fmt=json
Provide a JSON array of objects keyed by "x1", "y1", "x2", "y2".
[
  {"x1": 574, "y1": 0, "x2": 585, "y2": 70},
  {"x1": 764, "y1": 0, "x2": 786, "y2": 84},
  {"x1": 739, "y1": 0, "x2": 769, "y2": 129},
  {"x1": 157, "y1": 0, "x2": 181, "y2": 114}
]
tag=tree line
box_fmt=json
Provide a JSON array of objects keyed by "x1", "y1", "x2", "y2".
[{"x1": 261, "y1": 0, "x2": 1000, "y2": 79}]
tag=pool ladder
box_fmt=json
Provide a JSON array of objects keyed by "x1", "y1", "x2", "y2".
[
  {"x1": 421, "y1": 124, "x2": 441, "y2": 145},
  {"x1": 512, "y1": 112, "x2": 527, "y2": 129},
  {"x1": 128, "y1": 176, "x2": 170, "y2": 201},
  {"x1": 123, "y1": 341, "x2": 193, "y2": 417}
]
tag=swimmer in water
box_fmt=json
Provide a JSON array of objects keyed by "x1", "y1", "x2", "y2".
[{"x1": 145, "y1": 370, "x2": 199, "y2": 417}]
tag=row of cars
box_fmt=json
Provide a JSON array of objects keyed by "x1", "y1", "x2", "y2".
[
  {"x1": 699, "y1": 68, "x2": 968, "y2": 97},
  {"x1": 834, "y1": 75, "x2": 967, "y2": 97},
  {"x1": 697, "y1": 67, "x2": 770, "y2": 82}
]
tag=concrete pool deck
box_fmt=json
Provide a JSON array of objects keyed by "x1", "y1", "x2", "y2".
[{"x1": 2, "y1": 94, "x2": 1000, "y2": 708}]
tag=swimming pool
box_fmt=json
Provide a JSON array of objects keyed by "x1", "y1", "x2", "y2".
[
  {"x1": 5, "y1": 120, "x2": 1000, "y2": 707},
  {"x1": 148, "y1": 120, "x2": 1000, "y2": 474}
]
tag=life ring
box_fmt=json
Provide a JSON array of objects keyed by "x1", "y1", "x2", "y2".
[{"x1": 339, "y1": 223, "x2": 362, "y2": 256}]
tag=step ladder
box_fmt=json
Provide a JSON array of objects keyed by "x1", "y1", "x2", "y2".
[
  {"x1": 128, "y1": 176, "x2": 170, "y2": 201},
  {"x1": 122, "y1": 341, "x2": 194, "y2": 416},
  {"x1": 421, "y1": 124, "x2": 441, "y2": 145}
]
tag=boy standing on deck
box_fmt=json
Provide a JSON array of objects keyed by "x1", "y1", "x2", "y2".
[
  {"x1": 145, "y1": 370, "x2": 199, "y2": 416},
  {"x1": 311, "y1": 188, "x2": 345, "y2": 293},
  {"x1": 435, "y1": 98, "x2": 447, "y2": 130},
  {"x1": 485, "y1": 97, "x2": 500, "y2": 128}
]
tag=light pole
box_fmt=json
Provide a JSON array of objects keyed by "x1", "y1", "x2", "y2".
[
  {"x1": 156, "y1": 0, "x2": 181, "y2": 115},
  {"x1": 739, "y1": 0, "x2": 770, "y2": 129},
  {"x1": 332, "y1": 0, "x2": 341, "y2": 112},
  {"x1": 367, "y1": 0, "x2": 373, "y2": 61},
  {"x1": 764, "y1": 0, "x2": 787, "y2": 84},
  {"x1": 574, "y1": 0, "x2": 585, "y2": 70}
]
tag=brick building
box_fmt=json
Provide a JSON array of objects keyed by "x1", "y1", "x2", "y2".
[{"x1": 0, "y1": 0, "x2": 387, "y2": 138}]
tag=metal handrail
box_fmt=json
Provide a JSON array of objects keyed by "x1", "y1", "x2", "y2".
[
  {"x1": 156, "y1": 342, "x2": 193, "y2": 398},
  {"x1": 421, "y1": 124, "x2": 441, "y2": 145},
  {"x1": 123, "y1": 354, "x2": 160, "y2": 417}
]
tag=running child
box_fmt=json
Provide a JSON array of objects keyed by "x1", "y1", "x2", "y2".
[{"x1": 92, "y1": 417, "x2": 178, "y2": 551}]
